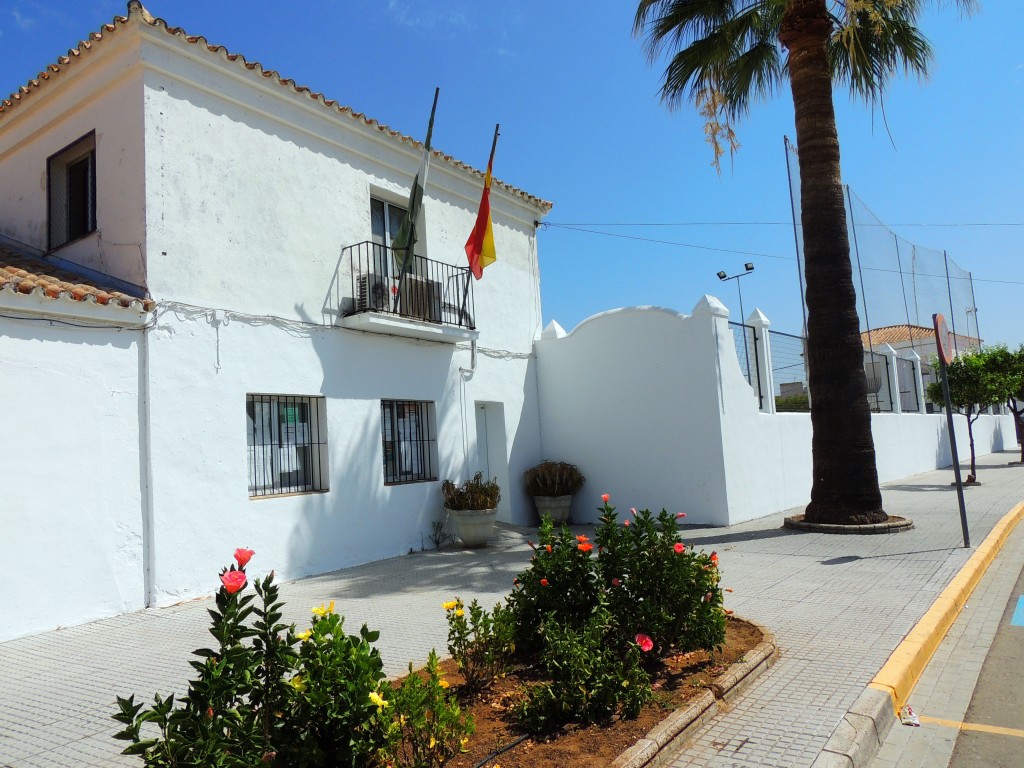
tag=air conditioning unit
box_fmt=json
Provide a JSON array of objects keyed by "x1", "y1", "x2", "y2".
[
  {"x1": 357, "y1": 273, "x2": 389, "y2": 311},
  {"x1": 400, "y1": 275, "x2": 441, "y2": 323}
]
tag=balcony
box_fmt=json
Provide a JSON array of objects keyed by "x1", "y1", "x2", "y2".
[{"x1": 338, "y1": 241, "x2": 479, "y2": 344}]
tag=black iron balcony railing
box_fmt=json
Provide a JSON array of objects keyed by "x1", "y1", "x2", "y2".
[{"x1": 342, "y1": 241, "x2": 475, "y2": 330}]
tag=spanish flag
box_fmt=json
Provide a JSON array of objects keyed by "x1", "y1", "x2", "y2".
[{"x1": 465, "y1": 125, "x2": 499, "y2": 280}]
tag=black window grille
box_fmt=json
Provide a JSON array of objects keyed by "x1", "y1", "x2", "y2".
[
  {"x1": 247, "y1": 394, "x2": 328, "y2": 497},
  {"x1": 48, "y1": 133, "x2": 96, "y2": 250},
  {"x1": 381, "y1": 400, "x2": 437, "y2": 484}
]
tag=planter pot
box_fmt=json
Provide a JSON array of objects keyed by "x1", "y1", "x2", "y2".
[
  {"x1": 447, "y1": 507, "x2": 498, "y2": 548},
  {"x1": 532, "y1": 494, "x2": 574, "y2": 524}
]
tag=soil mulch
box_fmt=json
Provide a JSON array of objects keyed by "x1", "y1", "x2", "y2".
[{"x1": 431, "y1": 618, "x2": 763, "y2": 768}]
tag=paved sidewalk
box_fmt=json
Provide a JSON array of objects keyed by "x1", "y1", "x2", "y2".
[
  {"x1": 871, "y1": 522, "x2": 1024, "y2": 768},
  {"x1": 2, "y1": 451, "x2": 1023, "y2": 767}
]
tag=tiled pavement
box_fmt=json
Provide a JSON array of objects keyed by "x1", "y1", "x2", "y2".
[{"x1": 2, "y1": 451, "x2": 1023, "y2": 767}]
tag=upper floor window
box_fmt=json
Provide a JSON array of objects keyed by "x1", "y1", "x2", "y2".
[
  {"x1": 370, "y1": 197, "x2": 407, "y2": 278},
  {"x1": 247, "y1": 394, "x2": 329, "y2": 498},
  {"x1": 48, "y1": 133, "x2": 96, "y2": 250}
]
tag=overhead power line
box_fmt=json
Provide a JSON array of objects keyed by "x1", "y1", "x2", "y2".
[{"x1": 541, "y1": 223, "x2": 1024, "y2": 286}]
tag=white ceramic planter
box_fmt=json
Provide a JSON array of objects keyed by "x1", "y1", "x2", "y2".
[
  {"x1": 447, "y1": 507, "x2": 498, "y2": 548},
  {"x1": 532, "y1": 494, "x2": 574, "y2": 524}
]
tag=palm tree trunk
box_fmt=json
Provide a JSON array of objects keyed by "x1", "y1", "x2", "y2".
[{"x1": 780, "y1": 0, "x2": 887, "y2": 525}]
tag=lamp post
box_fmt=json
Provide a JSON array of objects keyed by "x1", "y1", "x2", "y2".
[{"x1": 717, "y1": 263, "x2": 755, "y2": 372}]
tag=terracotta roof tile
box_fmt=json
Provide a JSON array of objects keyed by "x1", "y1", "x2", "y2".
[
  {"x1": 0, "y1": 243, "x2": 154, "y2": 312},
  {"x1": 860, "y1": 325, "x2": 980, "y2": 349},
  {"x1": 0, "y1": 2, "x2": 552, "y2": 213}
]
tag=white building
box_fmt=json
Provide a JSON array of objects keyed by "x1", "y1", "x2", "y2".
[
  {"x1": 0, "y1": 2, "x2": 550, "y2": 642},
  {"x1": 2, "y1": 3, "x2": 1015, "y2": 645}
]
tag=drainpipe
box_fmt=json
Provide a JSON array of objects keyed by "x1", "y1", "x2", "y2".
[{"x1": 139, "y1": 321, "x2": 156, "y2": 607}]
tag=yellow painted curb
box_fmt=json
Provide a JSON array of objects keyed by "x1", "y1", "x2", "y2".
[{"x1": 868, "y1": 500, "x2": 1024, "y2": 714}]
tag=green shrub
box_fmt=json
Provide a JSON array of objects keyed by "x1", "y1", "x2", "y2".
[
  {"x1": 113, "y1": 551, "x2": 470, "y2": 768},
  {"x1": 390, "y1": 650, "x2": 474, "y2": 768},
  {"x1": 595, "y1": 504, "x2": 725, "y2": 655},
  {"x1": 503, "y1": 515, "x2": 602, "y2": 658},
  {"x1": 443, "y1": 598, "x2": 514, "y2": 694},
  {"x1": 514, "y1": 607, "x2": 651, "y2": 734}
]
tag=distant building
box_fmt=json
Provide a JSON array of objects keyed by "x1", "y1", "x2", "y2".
[{"x1": 860, "y1": 325, "x2": 981, "y2": 358}]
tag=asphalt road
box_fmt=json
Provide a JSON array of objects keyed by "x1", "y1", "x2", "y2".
[{"x1": 948, "y1": 561, "x2": 1024, "y2": 768}]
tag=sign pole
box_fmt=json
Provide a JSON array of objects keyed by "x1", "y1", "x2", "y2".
[{"x1": 934, "y1": 313, "x2": 970, "y2": 548}]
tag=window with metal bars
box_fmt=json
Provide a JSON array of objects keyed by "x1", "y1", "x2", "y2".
[
  {"x1": 246, "y1": 394, "x2": 329, "y2": 497},
  {"x1": 381, "y1": 400, "x2": 438, "y2": 484},
  {"x1": 47, "y1": 133, "x2": 97, "y2": 250}
]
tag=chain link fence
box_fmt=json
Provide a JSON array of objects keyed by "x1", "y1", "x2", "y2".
[{"x1": 785, "y1": 139, "x2": 980, "y2": 359}]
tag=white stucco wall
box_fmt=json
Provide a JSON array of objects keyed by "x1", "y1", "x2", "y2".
[
  {"x1": 538, "y1": 299, "x2": 1017, "y2": 529},
  {"x1": 0, "y1": 29, "x2": 147, "y2": 285},
  {"x1": 0, "y1": 318, "x2": 145, "y2": 642},
  {"x1": 535, "y1": 299, "x2": 733, "y2": 526},
  {"x1": 132, "y1": 25, "x2": 548, "y2": 604},
  {"x1": 144, "y1": 311, "x2": 541, "y2": 605}
]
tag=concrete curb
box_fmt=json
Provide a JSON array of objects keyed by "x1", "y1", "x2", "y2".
[
  {"x1": 811, "y1": 499, "x2": 1024, "y2": 768},
  {"x1": 610, "y1": 618, "x2": 778, "y2": 768}
]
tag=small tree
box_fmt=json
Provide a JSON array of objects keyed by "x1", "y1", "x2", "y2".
[
  {"x1": 926, "y1": 349, "x2": 1013, "y2": 480},
  {"x1": 982, "y1": 345, "x2": 1024, "y2": 463}
]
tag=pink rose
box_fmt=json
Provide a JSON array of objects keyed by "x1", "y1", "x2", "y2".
[
  {"x1": 635, "y1": 633, "x2": 654, "y2": 652},
  {"x1": 601, "y1": 493, "x2": 611, "y2": 503},
  {"x1": 676, "y1": 512, "x2": 686, "y2": 519},
  {"x1": 234, "y1": 548, "x2": 255, "y2": 568},
  {"x1": 674, "y1": 542, "x2": 684, "y2": 554},
  {"x1": 624, "y1": 519, "x2": 630, "y2": 527},
  {"x1": 611, "y1": 577, "x2": 621, "y2": 587},
  {"x1": 221, "y1": 570, "x2": 247, "y2": 594},
  {"x1": 629, "y1": 507, "x2": 637, "y2": 516}
]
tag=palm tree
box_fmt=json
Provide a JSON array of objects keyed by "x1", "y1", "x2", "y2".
[{"x1": 634, "y1": 0, "x2": 972, "y2": 525}]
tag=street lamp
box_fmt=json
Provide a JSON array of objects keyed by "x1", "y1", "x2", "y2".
[{"x1": 718, "y1": 263, "x2": 755, "y2": 373}]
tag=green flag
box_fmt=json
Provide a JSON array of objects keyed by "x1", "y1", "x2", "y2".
[{"x1": 392, "y1": 88, "x2": 439, "y2": 280}]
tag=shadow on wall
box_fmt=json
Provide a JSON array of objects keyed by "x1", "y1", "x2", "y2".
[{"x1": 283, "y1": 303, "x2": 459, "y2": 575}]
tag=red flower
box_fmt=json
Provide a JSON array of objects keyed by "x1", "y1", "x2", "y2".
[
  {"x1": 234, "y1": 548, "x2": 255, "y2": 568},
  {"x1": 676, "y1": 512, "x2": 686, "y2": 519},
  {"x1": 674, "y1": 542, "x2": 684, "y2": 554},
  {"x1": 221, "y1": 570, "x2": 247, "y2": 594},
  {"x1": 710, "y1": 551, "x2": 719, "y2": 566},
  {"x1": 611, "y1": 577, "x2": 621, "y2": 587},
  {"x1": 623, "y1": 519, "x2": 630, "y2": 527},
  {"x1": 206, "y1": 706, "x2": 214, "y2": 720},
  {"x1": 601, "y1": 493, "x2": 610, "y2": 503},
  {"x1": 545, "y1": 544, "x2": 553, "y2": 553},
  {"x1": 540, "y1": 578, "x2": 549, "y2": 587},
  {"x1": 635, "y1": 633, "x2": 654, "y2": 652},
  {"x1": 577, "y1": 542, "x2": 593, "y2": 553},
  {"x1": 576, "y1": 534, "x2": 590, "y2": 543}
]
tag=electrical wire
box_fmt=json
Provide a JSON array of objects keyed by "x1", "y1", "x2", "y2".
[{"x1": 540, "y1": 223, "x2": 1024, "y2": 286}]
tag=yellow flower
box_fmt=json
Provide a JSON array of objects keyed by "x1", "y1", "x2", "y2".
[
  {"x1": 296, "y1": 629, "x2": 312, "y2": 642},
  {"x1": 290, "y1": 675, "x2": 306, "y2": 693},
  {"x1": 442, "y1": 600, "x2": 459, "y2": 611},
  {"x1": 455, "y1": 609, "x2": 464, "y2": 617},
  {"x1": 460, "y1": 737, "x2": 469, "y2": 749},
  {"x1": 368, "y1": 691, "x2": 389, "y2": 711},
  {"x1": 311, "y1": 600, "x2": 335, "y2": 617},
  {"x1": 438, "y1": 679, "x2": 450, "y2": 689},
  {"x1": 429, "y1": 736, "x2": 436, "y2": 749}
]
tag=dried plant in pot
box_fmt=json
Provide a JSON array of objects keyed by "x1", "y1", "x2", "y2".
[
  {"x1": 523, "y1": 460, "x2": 585, "y2": 524},
  {"x1": 442, "y1": 472, "x2": 501, "y2": 548}
]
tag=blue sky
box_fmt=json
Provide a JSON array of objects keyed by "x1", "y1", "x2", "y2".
[{"x1": 2, "y1": 1, "x2": 1021, "y2": 346}]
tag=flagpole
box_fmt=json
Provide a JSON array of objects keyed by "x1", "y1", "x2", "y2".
[{"x1": 393, "y1": 87, "x2": 440, "y2": 313}]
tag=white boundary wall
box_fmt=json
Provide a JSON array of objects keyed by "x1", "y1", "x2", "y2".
[
  {"x1": 536, "y1": 297, "x2": 1017, "y2": 527},
  {"x1": 0, "y1": 318, "x2": 146, "y2": 639}
]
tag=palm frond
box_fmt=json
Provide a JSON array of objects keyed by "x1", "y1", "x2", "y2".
[{"x1": 830, "y1": 1, "x2": 933, "y2": 101}]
